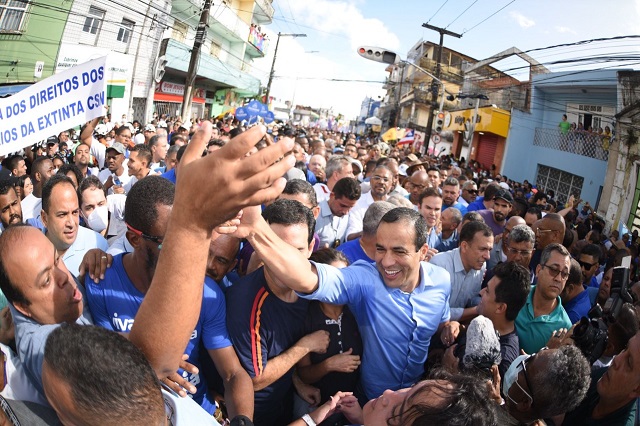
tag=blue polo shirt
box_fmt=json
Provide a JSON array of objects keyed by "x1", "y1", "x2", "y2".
[
  {"x1": 337, "y1": 237, "x2": 373, "y2": 264},
  {"x1": 442, "y1": 202, "x2": 468, "y2": 216},
  {"x1": 563, "y1": 289, "x2": 591, "y2": 324},
  {"x1": 304, "y1": 261, "x2": 450, "y2": 400},
  {"x1": 515, "y1": 285, "x2": 572, "y2": 354}
]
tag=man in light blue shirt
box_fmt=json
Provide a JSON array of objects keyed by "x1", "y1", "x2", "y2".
[
  {"x1": 40, "y1": 175, "x2": 109, "y2": 278},
  {"x1": 431, "y1": 221, "x2": 493, "y2": 322},
  {"x1": 238, "y1": 206, "x2": 451, "y2": 400},
  {"x1": 315, "y1": 177, "x2": 360, "y2": 248}
]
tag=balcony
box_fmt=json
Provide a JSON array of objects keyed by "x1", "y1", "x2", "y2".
[
  {"x1": 246, "y1": 25, "x2": 269, "y2": 57},
  {"x1": 418, "y1": 57, "x2": 464, "y2": 84},
  {"x1": 253, "y1": 0, "x2": 274, "y2": 24},
  {"x1": 533, "y1": 127, "x2": 610, "y2": 161},
  {"x1": 209, "y1": 4, "x2": 250, "y2": 43}
]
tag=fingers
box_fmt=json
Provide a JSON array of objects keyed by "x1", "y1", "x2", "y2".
[
  {"x1": 242, "y1": 176, "x2": 290, "y2": 208},
  {"x1": 93, "y1": 253, "x2": 111, "y2": 282},
  {"x1": 181, "y1": 122, "x2": 212, "y2": 167},
  {"x1": 163, "y1": 373, "x2": 196, "y2": 397},
  {"x1": 236, "y1": 137, "x2": 295, "y2": 180},
  {"x1": 218, "y1": 125, "x2": 268, "y2": 160}
]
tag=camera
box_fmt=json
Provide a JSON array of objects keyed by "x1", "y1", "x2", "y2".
[{"x1": 573, "y1": 265, "x2": 636, "y2": 364}]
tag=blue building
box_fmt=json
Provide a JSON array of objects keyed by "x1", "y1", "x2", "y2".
[{"x1": 502, "y1": 69, "x2": 624, "y2": 208}]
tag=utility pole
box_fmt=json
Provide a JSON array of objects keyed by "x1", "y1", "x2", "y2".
[
  {"x1": 421, "y1": 23, "x2": 462, "y2": 155},
  {"x1": 265, "y1": 32, "x2": 306, "y2": 107},
  {"x1": 393, "y1": 63, "x2": 405, "y2": 128},
  {"x1": 181, "y1": 0, "x2": 212, "y2": 121}
]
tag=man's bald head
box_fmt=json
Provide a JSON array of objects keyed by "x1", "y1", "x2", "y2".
[{"x1": 506, "y1": 215, "x2": 526, "y2": 228}]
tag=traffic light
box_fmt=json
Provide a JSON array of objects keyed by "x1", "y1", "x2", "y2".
[
  {"x1": 435, "y1": 112, "x2": 445, "y2": 133},
  {"x1": 357, "y1": 46, "x2": 400, "y2": 65}
]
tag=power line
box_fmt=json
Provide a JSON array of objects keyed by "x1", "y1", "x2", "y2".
[
  {"x1": 426, "y1": 0, "x2": 450, "y2": 25},
  {"x1": 461, "y1": 0, "x2": 516, "y2": 35},
  {"x1": 445, "y1": 0, "x2": 478, "y2": 29}
]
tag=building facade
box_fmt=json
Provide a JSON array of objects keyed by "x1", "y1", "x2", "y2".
[
  {"x1": 157, "y1": 0, "x2": 273, "y2": 121},
  {"x1": 502, "y1": 69, "x2": 620, "y2": 208},
  {"x1": 0, "y1": 1, "x2": 73, "y2": 96}
]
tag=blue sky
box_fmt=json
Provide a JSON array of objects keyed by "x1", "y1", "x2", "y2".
[{"x1": 251, "y1": 0, "x2": 640, "y2": 119}]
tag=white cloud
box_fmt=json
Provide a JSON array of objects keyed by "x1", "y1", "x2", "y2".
[
  {"x1": 555, "y1": 26, "x2": 576, "y2": 34},
  {"x1": 509, "y1": 11, "x2": 535, "y2": 28},
  {"x1": 250, "y1": 0, "x2": 396, "y2": 118},
  {"x1": 284, "y1": 0, "x2": 401, "y2": 51}
]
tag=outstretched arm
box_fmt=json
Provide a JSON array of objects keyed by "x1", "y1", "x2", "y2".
[{"x1": 129, "y1": 124, "x2": 295, "y2": 378}]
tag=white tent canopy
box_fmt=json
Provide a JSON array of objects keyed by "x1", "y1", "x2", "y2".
[{"x1": 365, "y1": 116, "x2": 382, "y2": 125}]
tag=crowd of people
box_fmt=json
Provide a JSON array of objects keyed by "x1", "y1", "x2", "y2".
[{"x1": 0, "y1": 113, "x2": 638, "y2": 426}]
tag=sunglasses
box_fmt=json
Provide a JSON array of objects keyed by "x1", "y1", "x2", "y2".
[{"x1": 577, "y1": 259, "x2": 598, "y2": 270}]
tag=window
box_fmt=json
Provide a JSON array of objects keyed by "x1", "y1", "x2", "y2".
[
  {"x1": 536, "y1": 165, "x2": 584, "y2": 207},
  {"x1": 172, "y1": 20, "x2": 188, "y2": 43},
  {"x1": 0, "y1": 0, "x2": 30, "y2": 33},
  {"x1": 210, "y1": 40, "x2": 221, "y2": 57},
  {"x1": 83, "y1": 6, "x2": 104, "y2": 35},
  {"x1": 117, "y1": 18, "x2": 134, "y2": 44}
]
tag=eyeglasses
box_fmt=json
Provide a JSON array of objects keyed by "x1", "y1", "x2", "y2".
[
  {"x1": 464, "y1": 189, "x2": 478, "y2": 194},
  {"x1": 541, "y1": 264, "x2": 569, "y2": 280},
  {"x1": 577, "y1": 259, "x2": 597, "y2": 270},
  {"x1": 409, "y1": 182, "x2": 426, "y2": 190},
  {"x1": 506, "y1": 246, "x2": 533, "y2": 256},
  {"x1": 371, "y1": 175, "x2": 390, "y2": 183},
  {"x1": 126, "y1": 223, "x2": 163, "y2": 249}
]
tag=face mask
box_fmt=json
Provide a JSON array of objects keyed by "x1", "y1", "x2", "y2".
[
  {"x1": 502, "y1": 354, "x2": 530, "y2": 398},
  {"x1": 85, "y1": 205, "x2": 109, "y2": 233}
]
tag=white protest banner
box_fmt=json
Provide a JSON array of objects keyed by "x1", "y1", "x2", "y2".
[{"x1": 0, "y1": 56, "x2": 107, "y2": 156}]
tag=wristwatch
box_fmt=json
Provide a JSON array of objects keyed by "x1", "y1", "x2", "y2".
[{"x1": 301, "y1": 413, "x2": 317, "y2": 426}]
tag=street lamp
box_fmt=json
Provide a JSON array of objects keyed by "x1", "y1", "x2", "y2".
[
  {"x1": 357, "y1": 46, "x2": 452, "y2": 154},
  {"x1": 265, "y1": 32, "x2": 306, "y2": 105}
]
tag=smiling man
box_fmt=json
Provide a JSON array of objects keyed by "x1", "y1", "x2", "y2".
[
  {"x1": 515, "y1": 243, "x2": 572, "y2": 354},
  {"x1": 235, "y1": 206, "x2": 451, "y2": 401},
  {"x1": 40, "y1": 175, "x2": 108, "y2": 277}
]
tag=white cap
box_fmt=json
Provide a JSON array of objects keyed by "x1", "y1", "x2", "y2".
[{"x1": 134, "y1": 133, "x2": 145, "y2": 145}]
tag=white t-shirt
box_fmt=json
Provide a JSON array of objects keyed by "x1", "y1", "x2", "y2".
[
  {"x1": 20, "y1": 194, "x2": 41, "y2": 221},
  {"x1": 106, "y1": 194, "x2": 127, "y2": 240},
  {"x1": 98, "y1": 165, "x2": 133, "y2": 195}
]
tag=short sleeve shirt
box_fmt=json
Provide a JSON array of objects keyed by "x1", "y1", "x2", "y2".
[
  {"x1": 84, "y1": 254, "x2": 230, "y2": 413},
  {"x1": 303, "y1": 261, "x2": 451, "y2": 400},
  {"x1": 515, "y1": 286, "x2": 572, "y2": 354},
  {"x1": 225, "y1": 268, "x2": 309, "y2": 420}
]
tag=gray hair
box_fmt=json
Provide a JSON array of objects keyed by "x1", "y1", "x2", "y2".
[
  {"x1": 462, "y1": 180, "x2": 477, "y2": 190},
  {"x1": 531, "y1": 345, "x2": 591, "y2": 417},
  {"x1": 362, "y1": 201, "x2": 395, "y2": 236},
  {"x1": 443, "y1": 207, "x2": 463, "y2": 226},
  {"x1": 508, "y1": 224, "x2": 535, "y2": 245},
  {"x1": 325, "y1": 155, "x2": 350, "y2": 180},
  {"x1": 443, "y1": 176, "x2": 460, "y2": 188},
  {"x1": 540, "y1": 242, "x2": 570, "y2": 266},
  {"x1": 386, "y1": 194, "x2": 414, "y2": 208}
]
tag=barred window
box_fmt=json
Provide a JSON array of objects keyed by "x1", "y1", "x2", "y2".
[
  {"x1": 0, "y1": 0, "x2": 29, "y2": 33},
  {"x1": 117, "y1": 18, "x2": 134, "y2": 44},
  {"x1": 83, "y1": 6, "x2": 104, "y2": 35}
]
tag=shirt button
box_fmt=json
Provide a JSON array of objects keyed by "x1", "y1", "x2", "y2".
[
  {"x1": 337, "y1": 332, "x2": 341, "y2": 336},
  {"x1": 338, "y1": 341, "x2": 342, "y2": 345}
]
